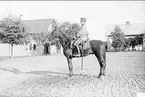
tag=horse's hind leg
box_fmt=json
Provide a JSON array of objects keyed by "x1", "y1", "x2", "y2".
[
  {"x1": 66, "y1": 57, "x2": 73, "y2": 76},
  {"x1": 98, "y1": 55, "x2": 106, "y2": 77},
  {"x1": 95, "y1": 46, "x2": 106, "y2": 78}
]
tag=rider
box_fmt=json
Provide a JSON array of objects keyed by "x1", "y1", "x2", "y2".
[{"x1": 74, "y1": 18, "x2": 89, "y2": 56}]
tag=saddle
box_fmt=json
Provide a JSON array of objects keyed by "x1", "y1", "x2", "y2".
[
  {"x1": 79, "y1": 40, "x2": 90, "y2": 50},
  {"x1": 71, "y1": 38, "x2": 90, "y2": 51}
]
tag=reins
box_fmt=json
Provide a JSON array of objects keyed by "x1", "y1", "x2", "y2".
[{"x1": 54, "y1": 22, "x2": 72, "y2": 49}]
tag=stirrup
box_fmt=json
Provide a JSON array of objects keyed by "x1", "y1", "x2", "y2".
[{"x1": 74, "y1": 54, "x2": 80, "y2": 57}]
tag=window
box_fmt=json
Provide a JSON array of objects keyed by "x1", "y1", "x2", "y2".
[{"x1": 29, "y1": 44, "x2": 32, "y2": 50}]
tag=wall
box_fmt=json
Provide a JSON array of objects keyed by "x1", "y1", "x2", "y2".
[
  {"x1": 0, "y1": 44, "x2": 11, "y2": 56},
  {"x1": 0, "y1": 42, "x2": 63, "y2": 57},
  {"x1": 0, "y1": 43, "x2": 31, "y2": 57},
  {"x1": 50, "y1": 45, "x2": 57, "y2": 55}
]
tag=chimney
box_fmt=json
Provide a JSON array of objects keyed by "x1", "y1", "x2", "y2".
[
  {"x1": 125, "y1": 21, "x2": 130, "y2": 35},
  {"x1": 126, "y1": 21, "x2": 130, "y2": 25}
]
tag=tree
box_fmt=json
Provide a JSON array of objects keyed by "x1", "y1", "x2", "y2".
[
  {"x1": 134, "y1": 35, "x2": 143, "y2": 45},
  {"x1": 125, "y1": 38, "x2": 132, "y2": 50},
  {"x1": 111, "y1": 25, "x2": 126, "y2": 51},
  {"x1": 0, "y1": 14, "x2": 29, "y2": 59},
  {"x1": 30, "y1": 32, "x2": 51, "y2": 45},
  {"x1": 60, "y1": 21, "x2": 81, "y2": 39}
]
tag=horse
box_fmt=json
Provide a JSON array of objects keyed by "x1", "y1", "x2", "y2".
[{"x1": 48, "y1": 21, "x2": 106, "y2": 79}]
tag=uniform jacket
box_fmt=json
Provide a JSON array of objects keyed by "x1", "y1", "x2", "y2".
[{"x1": 77, "y1": 25, "x2": 88, "y2": 38}]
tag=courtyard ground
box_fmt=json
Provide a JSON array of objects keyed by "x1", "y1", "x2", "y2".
[{"x1": 0, "y1": 52, "x2": 145, "y2": 97}]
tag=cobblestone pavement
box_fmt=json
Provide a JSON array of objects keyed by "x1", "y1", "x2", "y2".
[{"x1": 0, "y1": 52, "x2": 145, "y2": 97}]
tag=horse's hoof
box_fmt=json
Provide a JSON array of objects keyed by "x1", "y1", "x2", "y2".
[
  {"x1": 98, "y1": 75, "x2": 105, "y2": 81},
  {"x1": 69, "y1": 73, "x2": 73, "y2": 77}
]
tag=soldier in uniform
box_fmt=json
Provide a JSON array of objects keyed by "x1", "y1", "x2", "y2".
[{"x1": 74, "y1": 18, "x2": 89, "y2": 56}]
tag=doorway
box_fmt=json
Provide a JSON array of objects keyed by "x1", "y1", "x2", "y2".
[{"x1": 44, "y1": 44, "x2": 50, "y2": 55}]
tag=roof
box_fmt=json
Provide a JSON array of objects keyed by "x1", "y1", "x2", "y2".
[
  {"x1": 107, "y1": 34, "x2": 143, "y2": 37},
  {"x1": 106, "y1": 23, "x2": 145, "y2": 36},
  {"x1": 23, "y1": 19, "x2": 53, "y2": 33}
]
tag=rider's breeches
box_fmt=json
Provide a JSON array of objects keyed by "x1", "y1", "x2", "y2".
[{"x1": 74, "y1": 36, "x2": 87, "y2": 46}]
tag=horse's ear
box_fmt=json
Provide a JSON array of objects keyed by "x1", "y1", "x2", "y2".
[
  {"x1": 47, "y1": 23, "x2": 53, "y2": 34},
  {"x1": 47, "y1": 19, "x2": 57, "y2": 34},
  {"x1": 52, "y1": 21, "x2": 56, "y2": 27}
]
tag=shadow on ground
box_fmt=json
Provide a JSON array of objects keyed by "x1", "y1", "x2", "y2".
[
  {"x1": 0, "y1": 66, "x2": 114, "y2": 97},
  {"x1": 0, "y1": 66, "x2": 99, "y2": 77},
  {"x1": 0, "y1": 67, "x2": 23, "y2": 74}
]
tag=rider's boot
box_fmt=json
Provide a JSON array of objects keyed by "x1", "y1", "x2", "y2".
[{"x1": 76, "y1": 45, "x2": 81, "y2": 57}]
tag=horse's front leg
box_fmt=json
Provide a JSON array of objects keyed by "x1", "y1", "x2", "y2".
[
  {"x1": 66, "y1": 57, "x2": 73, "y2": 76},
  {"x1": 97, "y1": 55, "x2": 106, "y2": 81}
]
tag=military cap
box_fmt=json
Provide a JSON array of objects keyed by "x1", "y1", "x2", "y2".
[{"x1": 80, "y1": 18, "x2": 86, "y2": 23}]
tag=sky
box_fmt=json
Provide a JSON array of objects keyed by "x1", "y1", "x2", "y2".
[{"x1": 0, "y1": 1, "x2": 145, "y2": 41}]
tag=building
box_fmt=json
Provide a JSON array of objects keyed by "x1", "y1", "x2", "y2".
[
  {"x1": 24, "y1": 18, "x2": 62, "y2": 55},
  {"x1": 106, "y1": 21, "x2": 145, "y2": 51},
  {"x1": 0, "y1": 18, "x2": 61, "y2": 56}
]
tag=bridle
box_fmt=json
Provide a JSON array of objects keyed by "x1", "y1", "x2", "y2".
[{"x1": 51, "y1": 20, "x2": 72, "y2": 49}]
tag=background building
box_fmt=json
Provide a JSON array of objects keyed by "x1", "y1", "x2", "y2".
[
  {"x1": 0, "y1": 18, "x2": 61, "y2": 57},
  {"x1": 106, "y1": 21, "x2": 145, "y2": 51}
]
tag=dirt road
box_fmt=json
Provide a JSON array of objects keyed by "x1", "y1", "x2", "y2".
[{"x1": 0, "y1": 52, "x2": 145, "y2": 97}]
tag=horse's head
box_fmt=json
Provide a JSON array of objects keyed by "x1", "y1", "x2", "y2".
[
  {"x1": 48, "y1": 19, "x2": 70, "y2": 48},
  {"x1": 48, "y1": 19, "x2": 60, "y2": 41}
]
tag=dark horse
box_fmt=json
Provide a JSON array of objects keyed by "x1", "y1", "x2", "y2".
[{"x1": 49, "y1": 21, "x2": 106, "y2": 78}]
